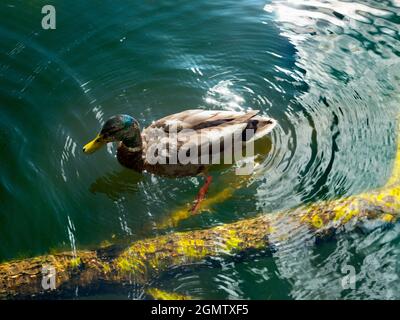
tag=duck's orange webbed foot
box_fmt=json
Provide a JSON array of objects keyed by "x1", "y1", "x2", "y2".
[{"x1": 190, "y1": 175, "x2": 213, "y2": 214}]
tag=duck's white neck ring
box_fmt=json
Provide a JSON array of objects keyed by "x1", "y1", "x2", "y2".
[{"x1": 126, "y1": 146, "x2": 142, "y2": 153}]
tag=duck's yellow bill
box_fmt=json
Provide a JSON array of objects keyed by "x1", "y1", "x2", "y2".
[{"x1": 83, "y1": 134, "x2": 106, "y2": 154}]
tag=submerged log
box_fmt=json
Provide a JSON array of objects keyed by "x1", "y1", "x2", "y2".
[
  {"x1": 146, "y1": 288, "x2": 193, "y2": 300},
  {"x1": 1, "y1": 125, "x2": 400, "y2": 299},
  {"x1": 0, "y1": 181, "x2": 398, "y2": 299}
]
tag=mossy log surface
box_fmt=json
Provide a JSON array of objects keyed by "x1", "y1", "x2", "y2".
[
  {"x1": 0, "y1": 182, "x2": 398, "y2": 299},
  {"x1": 2, "y1": 124, "x2": 400, "y2": 299}
]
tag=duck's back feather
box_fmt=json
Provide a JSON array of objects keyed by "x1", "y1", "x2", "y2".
[{"x1": 134, "y1": 109, "x2": 276, "y2": 176}]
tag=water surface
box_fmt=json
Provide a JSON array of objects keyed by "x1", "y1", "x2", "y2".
[{"x1": 1, "y1": 0, "x2": 400, "y2": 299}]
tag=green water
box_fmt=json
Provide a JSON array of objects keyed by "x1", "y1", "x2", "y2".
[{"x1": 1, "y1": 0, "x2": 400, "y2": 299}]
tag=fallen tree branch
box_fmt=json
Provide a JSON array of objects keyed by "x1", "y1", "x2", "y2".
[{"x1": 0, "y1": 181, "x2": 398, "y2": 299}]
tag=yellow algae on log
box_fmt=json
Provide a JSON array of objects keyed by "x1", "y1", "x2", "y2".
[
  {"x1": 177, "y1": 238, "x2": 208, "y2": 258},
  {"x1": 146, "y1": 288, "x2": 193, "y2": 300}
]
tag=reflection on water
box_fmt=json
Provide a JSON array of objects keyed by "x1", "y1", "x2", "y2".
[
  {"x1": 0, "y1": 0, "x2": 400, "y2": 299},
  {"x1": 89, "y1": 169, "x2": 142, "y2": 201}
]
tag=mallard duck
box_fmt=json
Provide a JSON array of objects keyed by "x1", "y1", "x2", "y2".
[{"x1": 83, "y1": 109, "x2": 276, "y2": 211}]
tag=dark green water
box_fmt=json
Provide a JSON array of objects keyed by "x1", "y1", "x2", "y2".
[{"x1": 1, "y1": 0, "x2": 400, "y2": 299}]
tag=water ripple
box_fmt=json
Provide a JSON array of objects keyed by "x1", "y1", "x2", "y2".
[{"x1": 1, "y1": 0, "x2": 400, "y2": 299}]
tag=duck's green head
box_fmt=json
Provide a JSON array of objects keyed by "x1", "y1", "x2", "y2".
[{"x1": 83, "y1": 115, "x2": 140, "y2": 154}]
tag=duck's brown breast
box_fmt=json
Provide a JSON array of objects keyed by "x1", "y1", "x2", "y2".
[{"x1": 116, "y1": 143, "x2": 144, "y2": 173}]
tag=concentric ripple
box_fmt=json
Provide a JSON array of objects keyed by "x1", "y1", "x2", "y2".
[{"x1": 0, "y1": 0, "x2": 400, "y2": 299}]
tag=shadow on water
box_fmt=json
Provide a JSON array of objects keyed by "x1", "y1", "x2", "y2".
[{"x1": 89, "y1": 169, "x2": 143, "y2": 201}]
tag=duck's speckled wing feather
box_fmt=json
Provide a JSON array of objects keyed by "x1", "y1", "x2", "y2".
[
  {"x1": 147, "y1": 109, "x2": 254, "y2": 131},
  {"x1": 140, "y1": 109, "x2": 276, "y2": 175},
  {"x1": 142, "y1": 109, "x2": 251, "y2": 148}
]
